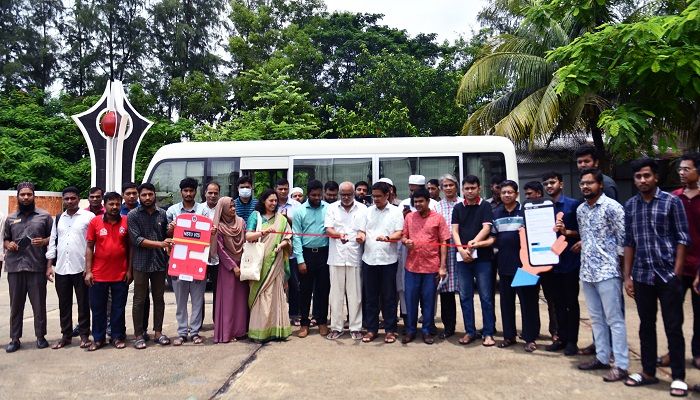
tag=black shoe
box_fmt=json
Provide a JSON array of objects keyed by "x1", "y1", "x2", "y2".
[
  {"x1": 564, "y1": 343, "x2": 579, "y2": 356},
  {"x1": 439, "y1": 331, "x2": 455, "y2": 339},
  {"x1": 423, "y1": 334, "x2": 435, "y2": 345},
  {"x1": 578, "y1": 358, "x2": 611, "y2": 370},
  {"x1": 402, "y1": 334, "x2": 416, "y2": 344},
  {"x1": 36, "y1": 337, "x2": 49, "y2": 349},
  {"x1": 71, "y1": 324, "x2": 80, "y2": 338},
  {"x1": 5, "y1": 340, "x2": 21, "y2": 353},
  {"x1": 545, "y1": 340, "x2": 565, "y2": 352},
  {"x1": 142, "y1": 332, "x2": 151, "y2": 342}
]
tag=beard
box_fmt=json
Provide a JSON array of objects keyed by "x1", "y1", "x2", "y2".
[
  {"x1": 18, "y1": 202, "x2": 35, "y2": 214},
  {"x1": 583, "y1": 191, "x2": 598, "y2": 199}
]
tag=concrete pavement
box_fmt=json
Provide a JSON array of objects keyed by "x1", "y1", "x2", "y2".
[{"x1": 0, "y1": 274, "x2": 698, "y2": 399}]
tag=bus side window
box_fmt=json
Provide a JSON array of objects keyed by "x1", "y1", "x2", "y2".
[
  {"x1": 379, "y1": 156, "x2": 458, "y2": 199},
  {"x1": 293, "y1": 158, "x2": 372, "y2": 190},
  {"x1": 209, "y1": 159, "x2": 240, "y2": 199},
  {"x1": 462, "y1": 152, "x2": 506, "y2": 189},
  {"x1": 148, "y1": 160, "x2": 205, "y2": 208}
]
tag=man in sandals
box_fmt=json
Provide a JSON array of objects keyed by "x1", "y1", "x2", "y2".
[
  {"x1": 575, "y1": 169, "x2": 629, "y2": 382},
  {"x1": 356, "y1": 181, "x2": 404, "y2": 344},
  {"x1": 46, "y1": 186, "x2": 94, "y2": 350},
  {"x1": 166, "y1": 178, "x2": 207, "y2": 346},
  {"x1": 128, "y1": 183, "x2": 173, "y2": 349},
  {"x1": 85, "y1": 192, "x2": 130, "y2": 350},
  {"x1": 623, "y1": 158, "x2": 690, "y2": 396},
  {"x1": 325, "y1": 182, "x2": 366, "y2": 340},
  {"x1": 401, "y1": 188, "x2": 449, "y2": 344}
]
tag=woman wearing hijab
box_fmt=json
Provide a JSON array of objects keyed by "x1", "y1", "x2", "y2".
[
  {"x1": 211, "y1": 197, "x2": 248, "y2": 343},
  {"x1": 245, "y1": 189, "x2": 293, "y2": 342}
]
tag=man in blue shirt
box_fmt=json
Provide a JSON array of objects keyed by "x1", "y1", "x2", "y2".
[
  {"x1": 623, "y1": 158, "x2": 690, "y2": 396},
  {"x1": 234, "y1": 176, "x2": 257, "y2": 223},
  {"x1": 293, "y1": 180, "x2": 330, "y2": 338},
  {"x1": 542, "y1": 171, "x2": 581, "y2": 356}
]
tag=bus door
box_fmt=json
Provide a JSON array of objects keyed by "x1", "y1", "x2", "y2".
[{"x1": 240, "y1": 157, "x2": 290, "y2": 197}]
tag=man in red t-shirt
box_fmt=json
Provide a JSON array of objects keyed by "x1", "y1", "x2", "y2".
[
  {"x1": 401, "y1": 188, "x2": 450, "y2": 344},
  {"x1": 84, "y1": 192, "x2": 130, "y2": 351}
]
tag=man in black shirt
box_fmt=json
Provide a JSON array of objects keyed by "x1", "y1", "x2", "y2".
[{"x1": 451, "y1": 175, "x2": 496, "y2": 347}]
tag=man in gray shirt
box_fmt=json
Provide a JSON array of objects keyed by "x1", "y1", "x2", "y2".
[{"x1": 3, "y1": 182, "x2": 53, "y2": 353}]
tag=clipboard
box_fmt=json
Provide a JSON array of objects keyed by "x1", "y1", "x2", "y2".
[{"x1": 522, "y1": 200, "x2": 559, "y2": 267}]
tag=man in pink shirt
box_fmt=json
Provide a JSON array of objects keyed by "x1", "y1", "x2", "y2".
[{"x1": 401, "y1": 188, "x2": 450, "y2": 344}]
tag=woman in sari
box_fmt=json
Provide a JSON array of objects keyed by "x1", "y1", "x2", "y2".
[
  {"x1": 245, "y1": 189, "x2": 293, "y2": 342},
  {"x1": 211, "y1": 197, "x2": 248, "y2": 343}
]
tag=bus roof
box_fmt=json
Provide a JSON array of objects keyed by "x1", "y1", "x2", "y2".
[{"x1": 149, "y1": 136, "x2": 516, "y2": 163}]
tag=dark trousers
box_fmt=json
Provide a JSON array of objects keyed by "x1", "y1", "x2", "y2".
[
  {"x1": 539, "y1": 271, "x2": 558, "y2": 337},
  {"x1": 551, "y1": 270, "x2": 580, "y2": 346},
  {"x1": 8, "y1": 271, "x2": 47, "y2": 340},
  {"x1": 90, "y1": 281, "x2": 128, "y2": 342},
  {"x1": 440, "y1": 292, "x2": 457, "y2": 334},
  {"x1": 201, "y1": 264, "x2": 218, "y2": 323},
  {"x1": 132, "y1": 270, "x2": 166, "y2": 336},
  {"x1": 299, "y1": 247, "x2": 330, "y2": 326},
  {"x1": 635, "y1": 277, "x2": 685, "y2": 380},
  {"x1": 682, "y1": 275, "x2": 700, "y2": 357},
  {"x1": 499, "y1": 274, "x2": 541, "y2": 342},
  {"x1": 288, "y1": 258, "x2": 300, "y2": 318},
  {"x1": 55, "y1": 272, "x2": 90, "y2": 339},
  {"x1": 363, "y1": 262, "x2": 398, "y2": 333}
]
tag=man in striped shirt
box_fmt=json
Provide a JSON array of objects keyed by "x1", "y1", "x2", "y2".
[{"x1": 435, "y1": 174, "x2": 461, "y2": 339}]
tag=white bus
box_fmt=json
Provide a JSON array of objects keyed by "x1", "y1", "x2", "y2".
[{"x1": 143, "y1": 136, "x2": 518, "y2": 207}]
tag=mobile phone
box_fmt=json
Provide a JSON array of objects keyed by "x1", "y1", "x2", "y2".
[{"x1": 403, "y1": 205, "x2": 411, "y2": 212}]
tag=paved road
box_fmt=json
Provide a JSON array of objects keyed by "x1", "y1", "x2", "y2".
[{"x1": 0, "y1": 274, "x2": 698, "y2": 399}]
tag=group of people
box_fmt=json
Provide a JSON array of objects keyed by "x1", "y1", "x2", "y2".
[{"x1": 1, "y1": 145, "x2": 699, "y2": 397}]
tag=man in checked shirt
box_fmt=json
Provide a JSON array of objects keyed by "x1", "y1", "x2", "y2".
[{"x1": 622, "y1": 158, "x2": 690, "y2": 396}]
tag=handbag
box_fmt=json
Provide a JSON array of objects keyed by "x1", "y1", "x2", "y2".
[{"x1": 240, "y1": 211, "x2": 265, "y2": 281}]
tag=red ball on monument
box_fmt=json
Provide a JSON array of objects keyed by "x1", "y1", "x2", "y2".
[{"x1": 100, "y1": 111, "x2": 117, "y2": 137}]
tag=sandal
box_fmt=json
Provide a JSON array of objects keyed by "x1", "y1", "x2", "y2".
[
  {"x1": 157, "y1": 335, "x2": 171, "y2": 346},
  {"x1": 113, "y1": 339, "x2": 126, "y2": 349},
  {"x1": 362, "y1": 332, "x2": 377, "y2": 343},
  {"x1": 173, "y1": 336, "x2": 187, "y2": 346},
  {"x1": 482, "y1": 336, "x2": 496, "y2": 347},
  {"x1": 624, "y1": 373, "x2": 660, "y2": 387},
  {"x1": 524, "y1": 342, "x2": 537, "y2": 352},
  {"x1": 191, "y1": 335, "x2": 204, "y2": 345},
  {"x1": 458, "y1": 334, "x2": 476, "y2": 345},
  {"x1": 498, "y1": 338, "x2": 517, "y2": 348},
  {"x1": 79, "y1": 337, "x2": 92, "y2": 349},
  {"x1": 134, "y1": 338, "x2": 147, "y2": 349},
  {"x1": 384, "y1": 332, "x2": 397, "y2": 344},
  {"x1": 51, "y1": 338, "x2": 71, "y2": 350},
  {"x1": 87, "y1": 341, "x2": 105, "y2": 352},
  {"x1": 670, "y1": 380, "x2": 688, "y2": 397}
]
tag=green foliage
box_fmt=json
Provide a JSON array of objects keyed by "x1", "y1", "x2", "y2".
[
  {"x1": 549, "y1": 0, "x2": 700, "y2": 155},
  {"x1": 194, "y1": 66, "x2": 320, "y2": 141}
]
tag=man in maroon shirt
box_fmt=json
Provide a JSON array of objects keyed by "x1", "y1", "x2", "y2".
[
  {"x1": 666, "y1": 152, "x2": 700, "y2": 369},
  {"x1": 85, "y1": 192, "x2": 130, "y2": 351}
]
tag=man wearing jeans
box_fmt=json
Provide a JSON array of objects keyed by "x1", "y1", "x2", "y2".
[
  {"x1": 451, "y1": 175, "x2": 496, "y2": 347},
  {"x1": 623, "y1": 158, "x2": 690, "y2": 396},
  {"x1": 576, "y1": 169, "x2": 629, "y2": 382},
  {"x1": 128, "y1": 182, "x2": 173, "y2": 349},
  {"x1": 84, "y1": 192, "x2": 130, "y2": 350},
  {"x1": 401, "y1": 188, "x2": 449, "y2": 344}
]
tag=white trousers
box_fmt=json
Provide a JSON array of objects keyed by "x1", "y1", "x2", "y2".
[{"x1": 329, "y1": 265, "x2": 362, "y2": 332}]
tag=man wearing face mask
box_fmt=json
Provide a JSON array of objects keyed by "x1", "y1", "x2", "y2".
[
  {"x1": 234, "y1": 176, "x2": 257, "y2": 223},
  {"x1": 3, "y1": 182, "x2": 54, "y2": 353}
]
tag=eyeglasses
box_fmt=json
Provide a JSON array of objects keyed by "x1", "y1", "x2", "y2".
[
  {"x1": 678, "y1": 167, "x2": 697, "y2": 173},
  {"x1": 579, "y1": 181, "x2": 597, "y2": 187},
  {"x1": 339, "y1": 193, "x2": 354, "y2": 197}
]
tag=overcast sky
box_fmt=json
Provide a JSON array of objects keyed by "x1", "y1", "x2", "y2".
[{"x1": 323, "y1": 0, "x2": 488, "y2": 43}]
